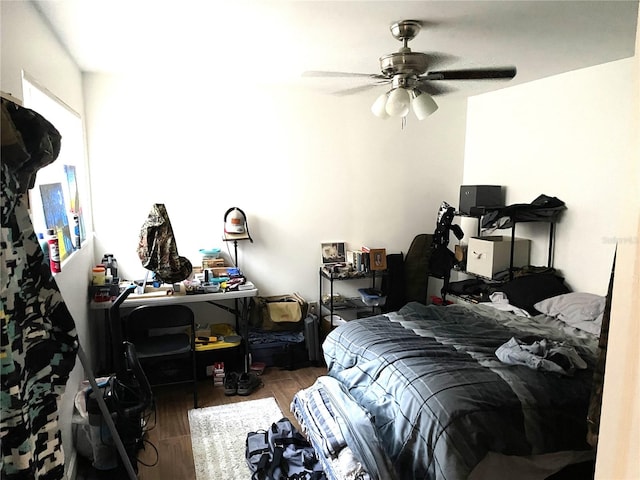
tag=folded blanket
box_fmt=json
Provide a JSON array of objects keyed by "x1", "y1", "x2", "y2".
[
  {"x1": 291, "y1": 381, "x2": 370, "y2": 480},
  {"x1": 495, "y1": 337, "x2": 587, "y2": 375},
  {"x1": 248, "y1": 330, "x2": 304, "y2": 344}
]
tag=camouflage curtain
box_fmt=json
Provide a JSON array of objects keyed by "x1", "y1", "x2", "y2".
[
  {"x1": 136, "y1": 203, "x2": 192, "y2": 284},
  {"x1": 1, "y1": 98, "x2": 78, "y2": 479}
]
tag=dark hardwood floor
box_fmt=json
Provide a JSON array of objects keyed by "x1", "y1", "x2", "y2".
[
  {"x1": 75, "y1": 363, "x2": 595, "y2": 480},
  {"x1": 77, "y1": 365, "x2": 326, "y2": 480}
]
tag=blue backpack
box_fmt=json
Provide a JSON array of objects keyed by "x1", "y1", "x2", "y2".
[{"x1": 246, "y1": 417, "x2": 325, "y2": 480}]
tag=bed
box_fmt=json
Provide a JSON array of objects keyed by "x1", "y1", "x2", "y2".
[{"x1": 291, "y1": 300, "x2": 601, "y2": 480}]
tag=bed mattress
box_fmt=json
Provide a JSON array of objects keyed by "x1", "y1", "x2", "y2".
[{"x1": 293, "y1": 301, "x2": 598, "y2": 480}]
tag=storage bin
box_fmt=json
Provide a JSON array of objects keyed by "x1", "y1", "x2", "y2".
[
  {"x1": 466, "y1": 236, "x2": 530, "y2": 279},
  {"x1": 357, "y1": 288, "x2": 387, "y2": 307},
  {"x1": 250, "y1": 340, "x2": 307, "y2": 370}
]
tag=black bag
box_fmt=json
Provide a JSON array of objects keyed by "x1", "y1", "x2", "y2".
[
  {"x1": 381, "y1": 253, "x2": 405, "y2": 312},
  {"x1": 447, "y1": 278, "x2": 488, "y2": 296},
  {"x1": 246, "y1": 417, "x2": 326, "y2": 480},
  {"x1": 404, "y1": 234, "x2": 433, "y2": 304}
]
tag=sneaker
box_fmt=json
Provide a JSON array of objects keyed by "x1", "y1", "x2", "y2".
[
  {"x1": 223, "y1": 372, "x2": 239, "y2": 396},
  {"x1": 237, "y1": 372, "x2": 262, "y2": 396}
]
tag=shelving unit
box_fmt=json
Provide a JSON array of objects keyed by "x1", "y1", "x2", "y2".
[
  {"x1": 319, "y1": 268, "x2": 384, "y2": 329},
  {"x1": 455, "y1": 211, "x2": 558, "y2": 281},
  {"x1": 505, "y1": 220, "x2": 556, "y2": 280}
]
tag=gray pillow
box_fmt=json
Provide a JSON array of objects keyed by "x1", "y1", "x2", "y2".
[{"x1": 534, "y1": 292, "x2": 605, "y2": 332}]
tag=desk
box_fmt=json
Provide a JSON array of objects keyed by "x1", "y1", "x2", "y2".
[
  {"x1": 90, "y1": 286, "x2": 258, "y2": 374},
  {"x1": 90, "y1": 287, "x2": 258, "y2": 310}
]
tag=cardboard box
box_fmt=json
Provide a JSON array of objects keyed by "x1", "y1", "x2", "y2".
[{"x1": 466, "y1": 236, "x2": 530, "y2": 279}]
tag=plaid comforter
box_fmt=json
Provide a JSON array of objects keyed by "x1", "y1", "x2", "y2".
[{"x1": 322, "y1": 302, "x2": 598, "y2": 480}]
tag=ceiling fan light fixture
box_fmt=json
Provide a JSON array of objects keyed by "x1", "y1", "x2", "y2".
[
  {"x1": 412, "y1": 90, "x2": 438, "y2": 120},
  {"x1": 386, "y1": 87, "x2": 410, "y2": 117},
  {"x1": 371, "y1": 92, "x2": 390, "y2": 118}
]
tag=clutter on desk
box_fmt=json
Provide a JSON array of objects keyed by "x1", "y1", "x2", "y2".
[
  {"x1": 89, "y1": 245, "x2": 255, "y2": 302},
  {"x1": 185, "y1": 257, "x2": 249, "y2": 294},
  {"x1": 101, "y1": 253, "x2": 118, "y2": 278},
  {"x1": 89, "y1": 253, "x2": 121, "y2": 302},
  {"x1": 199, "y1": 248, "x2": 224, "y2": 268}
]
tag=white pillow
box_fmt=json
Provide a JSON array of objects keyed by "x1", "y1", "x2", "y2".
[{"x1": 534, "y1": 292, "x2": 605, "y2": 324}]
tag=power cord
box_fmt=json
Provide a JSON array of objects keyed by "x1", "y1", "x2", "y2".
[
  {"x1": 225, "y1": 240, "x2": 237, "y2": 268},
  {"x1": 136, "y1": 437, "x2": 159, "y2": 468}
]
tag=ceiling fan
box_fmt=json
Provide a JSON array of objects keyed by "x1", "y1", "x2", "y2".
[{"x1": 303, "y1": 20, "x2": 517, "y2": 120}]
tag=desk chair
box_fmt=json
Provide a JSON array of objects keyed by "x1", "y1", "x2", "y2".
[{"x1": 124, "y1": 304, "x2": 198, "y2": 408}]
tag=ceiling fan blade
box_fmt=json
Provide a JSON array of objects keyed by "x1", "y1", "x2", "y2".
[
  {"x1": 419, "y1": 52, "x2": 460, "y2": 71},
  {"x1": 331, "y1": 82, "x2": 391, "y2": 96},
  {"x1": 414, "y1": 81, "x2": 456, "y2": 96},
  {"x1": 425, "y1": 67, "x2": 517, "y2": 81},
  {"x1": 302, "y1": 71, "x2": 386, "y2": 80}
]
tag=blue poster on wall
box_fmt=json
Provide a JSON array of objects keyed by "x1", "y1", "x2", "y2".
[{"x1": 39, "y1": 182, "x2": 73, "y2": 260}]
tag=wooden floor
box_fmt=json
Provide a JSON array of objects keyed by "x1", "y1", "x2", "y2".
[{"x1": 130, "y1": 365, "x2": 326, "y2": 480}]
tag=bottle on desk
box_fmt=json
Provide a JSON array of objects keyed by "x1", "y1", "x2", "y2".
[
  {"x1": 47, "y1": 228, "x2": 61, "y2": 274},
  {"x1": 92, "y1": 266, "x2": 106, "y2": 285}
]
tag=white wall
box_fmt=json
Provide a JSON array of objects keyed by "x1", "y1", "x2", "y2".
[
  {"x1": 83, "y1": 72, "x2": 468, "y2": 306},
  {"x1": 464, "y1": 58, "x2": 635, "y2": 295},
  {"x1": 464, "y1": 56, "x2": 639, "y2": 478},
  {"x1": 1, "y1": 2, "x2": 92, "y2": 478}
]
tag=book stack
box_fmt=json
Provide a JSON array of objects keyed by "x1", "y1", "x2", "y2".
[
  {"x1": 346, "y1": 247, "x2": 372, "y2": 273},
  {"x1": 212, "y1": 362, "x2": 225, "y2": 387}
]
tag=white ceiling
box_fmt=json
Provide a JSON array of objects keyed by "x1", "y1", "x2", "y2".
[{"x1": 33, "y1": 0, "x2": 638, "y2": 98}]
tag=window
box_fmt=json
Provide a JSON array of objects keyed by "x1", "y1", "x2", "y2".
[{"x1": 21, "y1": 73, "x2": 90, "y2": 262}]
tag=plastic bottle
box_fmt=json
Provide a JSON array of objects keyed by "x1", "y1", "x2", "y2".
[
  {"x1": 38, "y1": 232, "x2": 50, "y2": 266},
  {"x1": 47, "y1": 228, "x2": 61, "y2": 273},
  {"x1": 104, "y1": 268, "x2": 113, "y2": 285},
  {"x1": 92, "y1": 266, "x2": 106, "y2": 285},
  {"x1": 73, "y1": 215, "x2": 81, "y2": 250},
  {"x1": 102, "y1": 254, "x2": 118, "y2": 278}
]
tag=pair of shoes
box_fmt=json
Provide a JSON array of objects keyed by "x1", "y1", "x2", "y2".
[
  {"x1": 237, "y1": 372, "x2": 262, "y2": 396},
  {"x1": 223, "y1": 372, "x2": 239, "y2": 396}
]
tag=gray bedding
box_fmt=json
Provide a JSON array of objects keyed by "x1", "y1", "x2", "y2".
[{"x1": 317, "y1": 301, "x2": 598, "y2": 479}]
